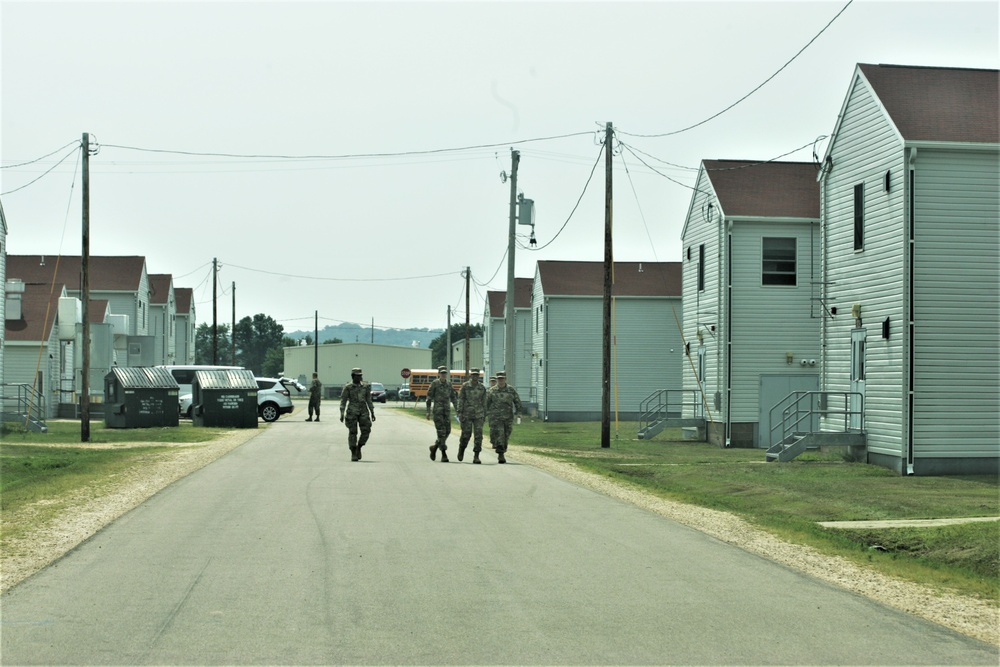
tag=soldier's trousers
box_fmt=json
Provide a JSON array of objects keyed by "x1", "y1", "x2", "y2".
[
  {"x1": 308, "y1": 398, "x2": 321, "y2": 419},
  {"x1": 432, "y1": 411, "x2": 452, "y2": 449},
  {"x1": 458, "y1": 415, "x2": 485, "y2": 452},
  {"x1": 488, "y1": 417, "x2": 513, "y2": 453},
  {"x1": 345, "y1": 412, "x2": 372, "y2": 450}
]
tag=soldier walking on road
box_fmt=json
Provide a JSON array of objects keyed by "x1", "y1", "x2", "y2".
[
  {"x1": 485, "y1": 371, "x2": 522, "y2": 464},
  {"x1": 456, "y1": 368, "x2": 488, "y2": 464},
  {"x1": 426, "y1": 365, "x2": 457, "y2": 462},
  {"x1": 306, "y1": 372, "x2": 323, "y2": 421},
  {"x1": 340, "y1": 368, "x2": 375, "y2": 462}
]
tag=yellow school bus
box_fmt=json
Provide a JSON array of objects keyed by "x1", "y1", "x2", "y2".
[{"x1": 405, "y1": 369, "x2": 467, "y2": 400}]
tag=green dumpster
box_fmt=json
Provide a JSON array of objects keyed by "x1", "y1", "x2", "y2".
[
  {"x1": 191, "y1": 369, "x2": 258, "y2": 428},
  {"x1": 104, "y1": 366, "x2": 180, "y2": 429}
]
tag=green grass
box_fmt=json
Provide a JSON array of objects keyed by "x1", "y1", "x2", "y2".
[
  {"x1": 2, "y1": 419, "x2": 220, "y2": 444},
  {"x1": 507, "y1": 418, "x2": 1000, "y2": 602}
]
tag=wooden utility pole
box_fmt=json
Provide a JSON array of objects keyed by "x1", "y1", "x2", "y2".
[
  {"x1": 212, "y1": 257, "x2": 218, "y2": 364},
  {"x1": 504, "y1": 150, "x2": 520, "y2": 385},
  {"x1": 446, "y1": 306, "x2": 452, "y2": 369},
  {"x1": 81, "y1": 133, "x2": 91, "y2": 442},
  {"x1": 231, "y1": 281, "x2": 236, "y2": 366},
  {"x1": 464, "y1": 266, "x2": 471, "y2": 372},
  {"x1": 314, "y1": 310, "x2": 319, "y2": 374},
  {"x1": 601, "y1": 122, "x2": 613, "y2": 448}
]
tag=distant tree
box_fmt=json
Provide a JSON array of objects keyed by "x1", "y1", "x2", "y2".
[
  {"x1": 233, "y1": 314, "x2": 284, "y2": 375},
  {"x1": 262, "y1": 347, "x2": 285, "y2": 377},
  {"x1": 429, "y1": 323, "x2": 483, "y2": 367},
  {"x1": 323, "y1": 337, "x2": 343, "y2": 344},
  {"x1": 194, "y1": 323, "x2": 233, "y2": 365}
]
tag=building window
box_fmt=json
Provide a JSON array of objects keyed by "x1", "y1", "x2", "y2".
[
  {"x1": 697, "y1": 244, "x2": 705, "y2": 291},
  {"x1": 854, "y1": 183, "x2": 865, "y2": 251},
  {"x1": 762, "y1": 237, "x2": 797, "y2": 286}
]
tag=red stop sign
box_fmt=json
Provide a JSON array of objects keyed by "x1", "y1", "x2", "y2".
[{"x1": 401, "y1": 368, "x2": 411, "y2": 379}]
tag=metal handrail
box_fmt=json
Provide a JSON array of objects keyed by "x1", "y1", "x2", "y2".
[
  {"x1": 768, "y1": 391, "x2": 864, "y2": 446},
  {"x1": 1, "y1": 382, "x2": 48, "y2": 428},
  {"x1": 638, "y1": 389, "x2": 702, "y2": 432}
]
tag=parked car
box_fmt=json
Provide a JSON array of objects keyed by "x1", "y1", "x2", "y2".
[
  {"x1": 256, "y1": 377, "x2": 303, "y2": 422},
  {"x1": 370, "y1": 382, "x2": 388, "y2": 403},
  {"x1": 179, "y1": 376, "x2": 304, "y2": 422},
  {"x1": 398, "y1": 388, "x2": 414, "y2": 401}
]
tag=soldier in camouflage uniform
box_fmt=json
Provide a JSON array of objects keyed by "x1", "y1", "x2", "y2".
[
  {"x1": 485, "y1": 371, "x2": 522, "y2": 464},
  {"x1": 456, "y1": 368, "x2": 488, "y2": 464},
  {"x1": 339, "y1": 367, "x2": 375, "y2": 462},
  {"x1": 306, "y1": 372, "x2": 322, "y2": 421},
  {"x1": 425, "y1": 366, "x2": 457, "y2": 463}
]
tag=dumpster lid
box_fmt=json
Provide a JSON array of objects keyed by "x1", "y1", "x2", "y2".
[
  {"x1": 194, "y1": 369, "x2": 258, "y2": 390},
  {"x1": 107, "y1": 366, "x2": 180, "y2": 389}
]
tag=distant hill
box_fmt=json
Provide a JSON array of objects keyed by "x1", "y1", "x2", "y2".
[{"x1": 286, "y1": 322, "x2": 441, "y2": 349}]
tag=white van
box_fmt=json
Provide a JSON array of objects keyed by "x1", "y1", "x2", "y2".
[{"x1": 157, "y1": 365, "x2": 243, "y2": 417}]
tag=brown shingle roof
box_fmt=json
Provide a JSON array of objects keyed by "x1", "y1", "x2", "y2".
[
  {"x1": 486, "y1": 278, "x2": 533, "y2": 317},
  {"x1": 6, "y1": 255, "x2": 146, "y2": 291},
  {"x1": 4, "y1": 283, "x2": 63, "y2": 342},
  {"x1": 859, "y1": 63, "x2": 999, "y2": 143},
  {"x1": 149, "y1": 274, "x2": 172, "y2": 305},
  {"x1": 175, "y1": 288, "x2": 193, "y2": 315},
  {"x1": 537, "y1": 261, "x2": 681, "y2": 297},
  {"x1": 703, "y1": 161, "x2": 820, "y2": 219}
]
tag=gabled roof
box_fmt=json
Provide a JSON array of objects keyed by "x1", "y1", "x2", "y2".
[
  {"x1": 3, "y1": 283, "x2": 64, "y2": 342},
  {"x1": 6, "y1": 255, "x2": 147, "y2": 292},
  {"x1": 701, "y1": 160, "x2": 820, "y2": 219},
  {"x1": 486, "y1": 277, "x2": 533, "y2": 317},
  {"x1": 175, "y1": 287, "x2": 193, "y2": 315},
  {"x1": 858, "y1": 63, "x2": 999, "y2": 144},
  {"x1": 90, "y1": 299, "x2": 109, "y2": 323},
  {"x1": 537, "y1": 261, "x2": 681, "y2": 297},
  {"x1": 149, "y1": 274, "x2": 173, "y2": 305}
]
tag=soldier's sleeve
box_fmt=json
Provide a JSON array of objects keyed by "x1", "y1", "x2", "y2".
[
  {"x1": 365, "y1": 383, "x2": 374, "y2": 412},
  {"x1": 513, "y1": 389, "x2": 523, "y2": 414},
  {"x1": 457, "y1": 385, "x2": 465, "y2": 413},
  {"x1": 340, "y1": 385, "x2": 349, "y2": 409}
]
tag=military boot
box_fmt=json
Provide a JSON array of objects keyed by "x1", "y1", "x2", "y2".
[
  {"x1": 498, "y1": 452, "x2": 506, "y2": 464},
  {"x1": 350, "y1": 446, "x2": 359, "y2": 462},
  {"x1": 429, "y1": 445, "x2": 438, "y2": 461},
  {"x1": 440, "y1": 448, "x2": 450, "y2": 463},
  {"x1": 473, "y1": 452, "x2": 481, "y2": 464},
  {"x1": 458, "y1": 443, "x2": 467, "y2": 461}
]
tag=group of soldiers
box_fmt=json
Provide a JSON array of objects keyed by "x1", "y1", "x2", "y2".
[
  {"x1": 321, "y1": 365, "x2": 522, "y2": 464},
  {"x1": 425, "y1": 366, "x2": 522, "y2": 464}
]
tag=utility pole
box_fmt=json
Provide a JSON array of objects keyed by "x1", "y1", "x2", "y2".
[
  {"x1": 602, "y1": 122, "x2": 614, "y2": 448},
  {"x1": 464, "y1": 266, "x2": 471, "y2": 372},
  {"x1": 371, "y1": 318, "x2": 375, "y2": 344},
  {"x1": 212, "y1": 257, "x2": 218, "y2": 364},
  {"x1": 504, "y1": 149, "x2": 520, "y2": 385},
  {"x1": 314, "y1": 310, "x2": 319, "y2": 374},
  {"x1": 81, "y1": 132, "x2": 91, "y2": 442},
  {"x1": 446, "y1": 306, "x2": 452, "y2": 369},
  {"x1": 231, "y1": 281, "x2": 236, "y2": 366}
]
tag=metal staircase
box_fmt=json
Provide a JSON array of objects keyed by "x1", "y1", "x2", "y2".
[
  {"x1": 766, "y1": 391, "x2": 865, "y2": 462},
  {"x1": 1, "y1": 383, "x2": 49, "y2": 433},
  {"x1": 637, "y1": 389, "x2": 706, "y2": 440}
]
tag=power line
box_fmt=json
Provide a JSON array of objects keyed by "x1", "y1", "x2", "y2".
[
  {"x1": 1, "y1": 140, "x2": 80, "y2": 169},
  {"x1": 619, "y1": 149, "x2": 659, "y2": 262},
  {"x1": 523, "y1": 141, "x2": 606, "y2": 252},
  {"x1": 617, "y1": 0, "x2": 854, "y2": 139},
  {"x1": 225, "y1": 262, "x2": 458, "y2": 283},
  {"x1": 1, "y1": 145, "x2": 81, "y2": 196},
  {"x1": 98, "y1": 131, "x2": 595, "y2": 162}
]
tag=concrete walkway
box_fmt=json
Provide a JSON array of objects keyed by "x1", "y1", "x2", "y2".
[{"x1": 819, "y1": 516, "x2": 1000, "y2": 529}]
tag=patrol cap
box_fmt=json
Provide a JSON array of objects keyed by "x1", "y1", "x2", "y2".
[
  {"x1": 437, "y1": 366, "x2": 448, "y2": 373},
  {"x1": 470, "y1": 368, "x2": 481, "y2": 375},
  {"x1": 496, "y1": 372, "x2": 506, "y2": 379},
  {"x1": 351, "y1": 367, "x2": 363, "y2": 375}
]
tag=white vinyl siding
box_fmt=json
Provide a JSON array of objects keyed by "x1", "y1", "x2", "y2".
[
  {"x1": 5, "y1": 338, "x2": 61, "y2": 419},
  {"x1": 822, "y1": 75, "x2": 907, "y2": 459},
  {"x1": 681, "y1": 169, "x2": 723, "y2": 420},
  {"x1": 531, "y1": 273, "x2": 546, "y2": 413},
  {"x1": 542, "y1": 296, "x2": 681, "y2": 418},
  {"x1": 911, "y1": 148, "x2": 1000, "y2": 459},
  {"x1": 729, "y1": 222, "x2": 821, "y2": 426}
]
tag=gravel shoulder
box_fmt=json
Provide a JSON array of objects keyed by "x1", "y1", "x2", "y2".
[{"x1": 3, "y1": 433, "x2": 996, "y2": 647}]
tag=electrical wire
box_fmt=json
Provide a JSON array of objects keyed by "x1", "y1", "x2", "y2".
[
  {"x1": 523, "y1": 141, "x2": 605, "y2": 252},
  {"x1": 619, "y1": 150, "x2": 659, "y2": 262},
  {"x1": 1, "y1": 140, "x2": 80, "y2": 169},
  {"x1": 1, "y1": 144, "x2": 81, "y2": 196},
  {"x1": 98, "y1": 131, "x2": 595, "y2": 162},
  {"x1": 617, "y1": 0, "x2": 854, "y2": 139},
  {"x1": 472, "y1": 248, "x2": 509, "y2": 288},
  {"x1": 225, "y1": 262, "x2": 458, "y2": 283}
]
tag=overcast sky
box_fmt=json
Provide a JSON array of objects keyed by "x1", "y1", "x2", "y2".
[{"x1": 2, "y1": 1, "x2": 997, "y2": 335}]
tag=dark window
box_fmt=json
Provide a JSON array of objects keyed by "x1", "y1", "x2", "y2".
[
  {"x1": 854, "y1": 183, "x2": 864, "y2": 251},
  {"x1": 762, "y1": 237, "x2": 797, "y2": 286},
  {"x1": 697, "y1": 244, "x2": 705, "y2": 291}
]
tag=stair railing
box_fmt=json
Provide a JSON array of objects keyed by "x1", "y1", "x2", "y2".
[{"x1": 769, "y1": 391, "x2": 864, "y2": 447}]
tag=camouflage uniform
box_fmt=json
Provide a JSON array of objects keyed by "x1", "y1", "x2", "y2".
[
  {"x1": 339, "y1": 370, "x2": 375, "y2": 461},
  {"x1": 456, "y1": 371, "x2": 488, "y2": 463},
  {"x1": 426, "y1": 372, "x2": 458, "y2": 461},
  {"x1": 307, "y1": 375, "x2": 322, "y2": 421},
  {"x1": 485, "y1": 378, "x2": 522, "y2": 463}
]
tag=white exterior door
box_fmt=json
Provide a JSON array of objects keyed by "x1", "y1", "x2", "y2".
[
  {"x1": 850, "y1": 328, "x2": 867, "y2": 430},
  {"x1": 695, "y1": 346, "x2": 707, "y2": 418}
]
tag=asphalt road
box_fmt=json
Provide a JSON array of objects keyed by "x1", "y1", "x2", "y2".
[{"x1": 2, "y1": 408, "x2": 996, "y2": 665}]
